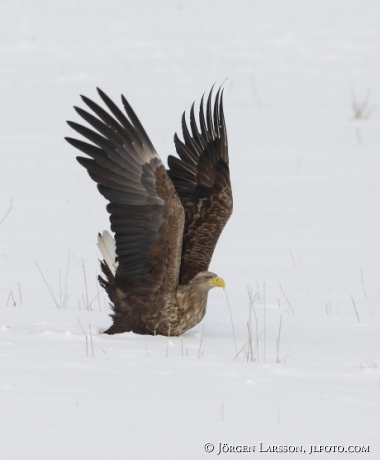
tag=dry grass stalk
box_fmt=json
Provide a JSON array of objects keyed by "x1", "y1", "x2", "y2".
[
  {"x1": 17, "y1": 282, "x2": 22, "y2": 306},
  {"x1": 359, "y1": 360, "x2": 377, "y2": 369},
  {"x1": 198, "y1": 324, "x2": 205, "y2": 358},
  {"x1": 6, "y1": 291, "x2": 16, "y2": 306},
  {"x1": 35, "y1": 260, "x2": 69, "y2": 309},
  {"x1": 246, "y1": 286, "x2": 254, "y2": 361},
  {"x1": 351, "y1": 88, "x2": 377, "y2": 120},
  {"x1": 89, "y1": 323, "x2": 94, "y2": 358},
  {"x1": 248, "y1": 286, "x2": 259, "y2": 362},
  {"x1": 282, "y1": 344, "x2": 293, "y2": 364},
  {"x1": 279, "y1": 284, "x2": 295, "y2": 315},
  {"x1": 0, "y1": 198, "x2": 13, "y2": 226},
  {"x1": 82, "y1": 259, "x2": 90, "y2": 310},
  {"x1": 350, "y1": 295, "x2": 360, "y2": 323},
  {"x1": 325, "y1": 300, "x2": 332, "y2": 316},
  {"x1": 246, "y1": 323, "x2": 254, "y2": 362},
  {"x1": 78, "y1": 318, "x2": 88, "y2": 358},
  {"x1": 233, "y1": 340, "x2": 249, "y2": 361},
  {"x1": 256, "y1": 278, "x2": 262, "y2": 303},
  {"x1": 361, "y1": 268, "x2": 367, "y2": 299},
  {"x1": 351, "y1": 89, "x2": 377, "y2": 145},
  {"x1": 233, "y1": 332, "x2": 262, "y2": 362},
  {"x1": 224, "y1": 289, "x2": 238, "y2": 360},
  {"x1": 289, "y1": 249, "x2": 297, "y2": 267},
  {"x1": 276, "y1": 315, "x2": 283, "y2": 363}
]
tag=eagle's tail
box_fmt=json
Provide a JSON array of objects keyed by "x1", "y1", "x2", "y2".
[{"x1": 97, "y1": 230, "x2": 118, "y2": 276}]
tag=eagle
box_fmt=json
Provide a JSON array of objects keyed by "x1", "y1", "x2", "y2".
[{"x1": 65, "y1": 86, "x2": 232, "y2": 336}]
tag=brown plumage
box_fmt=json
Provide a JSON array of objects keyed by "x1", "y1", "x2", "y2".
[{"x1": 65, "y1": 86, "x2": 232, "y2": 336}]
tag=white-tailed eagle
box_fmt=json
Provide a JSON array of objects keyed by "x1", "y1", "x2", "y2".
[{"x1": 65, "y1": 86, "x2": 232, "y2": 336}]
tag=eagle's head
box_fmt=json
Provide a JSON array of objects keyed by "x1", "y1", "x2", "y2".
[{"x1": 189, "y1": 271, "x2": 225, "y2": 292}]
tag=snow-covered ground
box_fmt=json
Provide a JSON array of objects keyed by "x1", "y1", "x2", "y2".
[{"x1": 1, "y1": 1, "x2": 380, "y2": 458}]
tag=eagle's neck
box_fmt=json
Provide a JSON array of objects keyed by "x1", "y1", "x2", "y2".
[{"x1": 168, "y1": 283, "x2": 210, "y2": 335}]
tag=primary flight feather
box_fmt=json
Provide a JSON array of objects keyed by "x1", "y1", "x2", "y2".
[{"x1": 65, "y1": 86, "x2": 232, "y2": 336}]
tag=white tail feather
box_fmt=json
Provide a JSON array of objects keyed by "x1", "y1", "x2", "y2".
[{"x1": 97, "y1": 230, "x2": 118, "y2": 276}]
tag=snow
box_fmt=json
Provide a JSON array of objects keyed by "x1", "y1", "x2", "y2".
[{"x1": 1, "y1": 0, "x2": 380, "y2": 458}]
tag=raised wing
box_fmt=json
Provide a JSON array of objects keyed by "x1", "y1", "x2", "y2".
[
  {"x1": 167, "y1": 87, "x2": 232, "y2": 285},
  {"x1": 65, "y1": 88, "x2": 184, "y2": 289}
]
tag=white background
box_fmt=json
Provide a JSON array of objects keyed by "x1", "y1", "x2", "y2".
[{"x1": 1, "y1": 1, "x2": 380, "y2": 458}]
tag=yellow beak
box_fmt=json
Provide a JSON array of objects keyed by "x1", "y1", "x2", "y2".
[{"x1": 208, "y1": 276, "x2": 225, "y2": 289}]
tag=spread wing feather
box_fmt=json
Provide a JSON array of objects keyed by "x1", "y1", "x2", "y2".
[
  {"x1": 167, "y1": 86, "x2": 232, "y2": 284},
  {"x1": 65, "y1": 89, "x2": 184, "y2": 287}
]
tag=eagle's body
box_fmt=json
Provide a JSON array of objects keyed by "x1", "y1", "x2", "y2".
[{"x1": 66, "y1": 86, "x2": 232, "y2": 336}]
